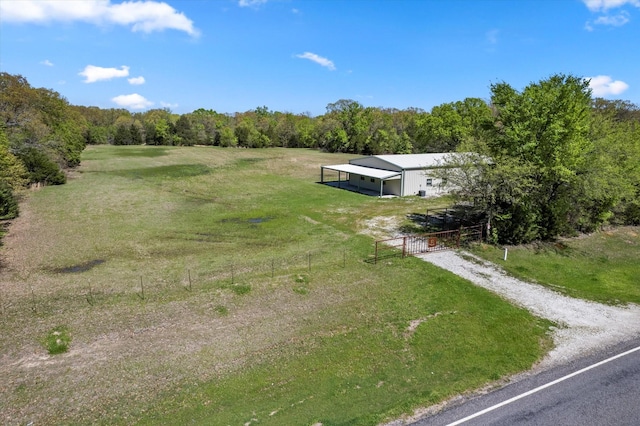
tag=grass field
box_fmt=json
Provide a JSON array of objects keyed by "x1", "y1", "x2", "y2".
[
  {"x1": 470, "y1": 229, "x2": 640, "y2": 305},
  {"x1": 0, "y1": 146, "x2": 553, "y2": 425}
]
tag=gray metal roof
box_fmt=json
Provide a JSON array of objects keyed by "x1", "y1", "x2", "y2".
[
  {"x1": 322, "y1": 164, "x2": 401, "y2": 179},
  {"x1": 360, "y1": 153, "x2": 456, "y2": 170}
]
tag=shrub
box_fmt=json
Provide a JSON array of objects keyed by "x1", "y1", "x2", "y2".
[
  {"x1": 230, "y1": 284, "x2": 251, "y2": 295},
  {"x1": 623, "y1": 200, "x2": 640, "y2": 225},
  {"x1": 44, "y1": 325, "x2": 71, "y2": 355},
  {"x1": 214, "y1": 305, "x2": 229, "y2": 315},
  {"x1": 0, "y1": 182, "x2": 19, "y2": 219},
  {"x1": 16, "y1": 147, "x2": 66, "y2": 185}
]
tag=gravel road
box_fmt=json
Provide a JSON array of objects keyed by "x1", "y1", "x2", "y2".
[{"x1": 417, "y1": 250, "x2": 640, "y2": 368}]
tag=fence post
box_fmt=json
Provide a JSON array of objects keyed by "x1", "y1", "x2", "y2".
[
  {"x1": 375, "y1": 241, "x2": 378, "y2": 264},
  {"x1": 30, "y1": 285, "x2": 36, "y2": 313},
  {"x1": 139, "y1": 276, "x2": 145, "y2": 300},
  {"x1": 402, "y1": 236, "x2": 407, "y2": 258}
]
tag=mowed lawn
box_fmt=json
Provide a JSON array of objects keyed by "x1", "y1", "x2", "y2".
[
  {"x1": 471, "y1": 229, "x2": 640, "y2": 306},
  {"x1": 0, "y1": 146, "x2": 552, "y2": 425}
]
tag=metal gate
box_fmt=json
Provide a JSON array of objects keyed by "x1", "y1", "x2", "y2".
[{"x1": 374, "y1": 224, "x2": 484, "y2": 264}]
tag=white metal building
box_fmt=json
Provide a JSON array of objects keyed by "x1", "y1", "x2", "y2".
[{"x1": 321, "y1": 153, "x2": 461, "y2": 197}]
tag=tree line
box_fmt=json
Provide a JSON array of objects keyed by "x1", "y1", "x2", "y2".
[{"x1": 1, "y1": 71, "x2": 639, "y2": 244}]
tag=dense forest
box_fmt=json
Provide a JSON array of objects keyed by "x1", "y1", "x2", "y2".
[{"x1": 1, "y1": 71, "x2": 639, "y2": 243}]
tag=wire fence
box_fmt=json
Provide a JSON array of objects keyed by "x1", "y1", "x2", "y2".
[
  {"x1": 1, "y1": 226, "x2": 486, "y2": 318},
  {"x1": 0, "y1": 243, "x2": 363, "y2": 319}
]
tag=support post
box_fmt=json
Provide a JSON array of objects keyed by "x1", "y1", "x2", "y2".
[
  {"x1": 375, "y1": 241, "x2": 379, "y2": 264},
  {"x1": 402, "y1": 237, "x2": 407, "y2": 258}
]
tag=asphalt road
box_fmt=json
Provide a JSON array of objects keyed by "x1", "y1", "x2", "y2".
[{"x1": 413, "y1": 337, "x2": 640, "y2": 426}]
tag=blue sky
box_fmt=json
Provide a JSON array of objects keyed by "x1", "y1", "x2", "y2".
[{"x1": 1, "y1": 0, "x2": 638, "y2": 116}]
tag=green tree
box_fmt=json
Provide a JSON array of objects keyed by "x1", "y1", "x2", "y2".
[
  {"x1": 414, "y1": 98, "x2": 492, "y2": 153},
  {"x1": 174, "y1": 114, "x2": 195, "y2": 146},
  {"x1": 0, "y1": 127, "x2": 28, "y2": 189},
  {"x1": 323, "y1": 99, "x2": 370, "y2": 153},
  {"x1": 130, "y1": 122, "x2": 143, "y2": 145},
  {"x1": 0, "y1": 181, "x2": 18, "y2": 220},
  {"x1": 445, "y1": 75, "x2": 596, "y2": 243},
  {"x1": 113, "y1": 123, "x2": 132, "y2": 145},
  {"x1": 218, "y1": 126, "x2": 237, "y2": 147},
  {"x1": 0, "y1": 128, "x2": 28, "y2": 219},
  {"x1": 153, "y1": 119, "x2": 173, "y2": 145},
  {"x1": 235, "y1": 118, "x2": 262, "y2": 147},
  {"x1": 16, "y1": 147, "x2": 66, "y2": 186}
]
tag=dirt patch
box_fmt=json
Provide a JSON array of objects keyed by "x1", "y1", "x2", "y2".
[
  {"x1": 359, "y1": 216, "x2": 402, "y2": 239},
  {"x1": 301, "y1": 215, "x2": 320, "y2": 225},
  {"x1": 53, "y1": 259, "x2": 106, "y2": 273}
]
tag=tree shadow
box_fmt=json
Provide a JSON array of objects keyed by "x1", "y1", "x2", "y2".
[{"x1": 406, "y1": 205, "x2": 485, "y2": 233}]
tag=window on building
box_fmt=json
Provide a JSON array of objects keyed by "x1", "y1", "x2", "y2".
[
  {"x1": 426, "y1": 178, "x2": 433, "y2": 187},
  {"x1": 360, "y1": 176, "x2": 365, "y2": 180},
  {"x1": 370, "y1": 178, "x2": 375, "y2": 183}
]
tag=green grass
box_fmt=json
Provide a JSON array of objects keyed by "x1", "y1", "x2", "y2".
[
  {"x1": 0, "y1": 145, "x2": 553, "y2": 425},
  {"x1": 141, "y1": 258, "x2": 551, "y2": 426},
  {"x1": 43, "y1": 325, "x2": 71, "y2": 355},
  {"x1": 470, "y1": 229, "x2": 640, "y2": 305}
]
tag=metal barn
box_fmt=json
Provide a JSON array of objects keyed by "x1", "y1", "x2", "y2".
[{"x1": 321, "y1": 153, "x2": 460, "y2": 197}]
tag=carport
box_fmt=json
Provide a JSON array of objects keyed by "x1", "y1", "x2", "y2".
[{"x1": 320, "y1": 164, "x2": 401, "y2": 197}]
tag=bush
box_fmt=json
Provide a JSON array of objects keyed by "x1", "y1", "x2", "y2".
[
  {"x1": 230, "y1": 284, "x2": 251, "y2": 295},
  {"x1": 0, "y1": 182, "x2": 18, "y2": 220},
  {"x1": 44, "y1": 325, "x2": 72, "y2": 355},
  {"x1": 623, "y1": 200, "x2": 640, "y2": 225},
  {"x1": 16, "y1": 147, "x2": 66, "y2": 185}
]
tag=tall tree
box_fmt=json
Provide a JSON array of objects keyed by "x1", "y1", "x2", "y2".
[
  {"x1": 174, "y1": 114, "x2": 195, "y2": 146},
  {"x1": 0, "y1": 128, "x2": 28, "y2": 219},
  {"x1": 444, "y1": 75, "x2": 597, "y2": 243},
  {"x1": 414, "y1": 98, "x2": 492, "y2": 153}
]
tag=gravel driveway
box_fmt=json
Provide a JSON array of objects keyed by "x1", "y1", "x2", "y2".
[{"x1": 417, "y1": 250, "x2": 640, "y2": 368}]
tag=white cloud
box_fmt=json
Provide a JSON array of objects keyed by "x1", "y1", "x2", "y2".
[
  {"x1": 128, "y1": 76, "x2": 146, "y2": 85},
  {"x1": 238, "y1": 0, "x2": 268, "y2": 7},
  {"x1": 583, "y1": 0, "x2": 638, "y2": 29},
  {"x1": 160, "y1": 101, "x2": 178, "y2": 108},
  {"x1": 586, "y1": 75, "x2": 630, "y2": 96},
  {"x1": 295, "y1": 52, "x2": 336, "y2": 71},
  {"x1": 594, "y1": 11, "x2": 630, "y2": 25},
  {"x1": 583, "y1": 0, "x2": 640, "y2": 12},
  {"x1": 40, "y1": 59, "x2": 54, "y2": 67},
  {"x1": 79, "y1": 65, "x2": 130, "y2": 83},
  {"x1": 486, "y1": 29, "x2": 499, "y2": 44},
  {"x1": 112, "y1": 93, "x2": 154, "y2": 109},
  {"x1": 0, "y1": 0, "x2": 199, "y2": 37}
]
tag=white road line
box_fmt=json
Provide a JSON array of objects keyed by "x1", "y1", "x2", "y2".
[{"x1": 446, "y1": 345, "x2": 640, "y2": 426}]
